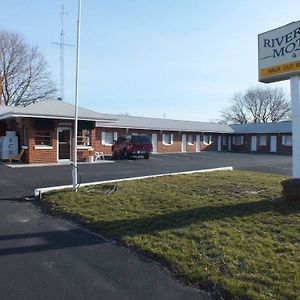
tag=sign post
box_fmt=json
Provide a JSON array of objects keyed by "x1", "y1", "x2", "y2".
[
  {"x1": 258, "y1": 21, "x2": 300, "y2": 179},
  {"x1": 290, "y1": 76, "x2": 300, "y2": 178}
]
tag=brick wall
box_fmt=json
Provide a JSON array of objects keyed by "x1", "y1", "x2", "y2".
[
  {"x1": 94, "y1": 128, "x2": 127, "y2": 154},
  {"x1": 230, "y1": 133, "x2": 292, "y2": 155},
  {"x1": 158, "y1": 131, "x2": 182, "y2": 153},
  {"x1": 11, "y1": 118, "x2": 99, "y2": 164},
  {"x1": 277, "y1": 133, "x2": 292, "y2": 154},
  {"x1": 27, "y1": 118, "x2": 57, "y2": 164},
  {"x1": 1, "y1": 117, "x2": 294, "y2": 165},
  {"x1": 231, "y1": 134, "x2": 250, "y2": 152},
  {"x1": 94, "y1": 127, "x2": 221, "y2": 154},
  {"x1": 200, "y1": 133, "x2": 218, "y2": 151}
]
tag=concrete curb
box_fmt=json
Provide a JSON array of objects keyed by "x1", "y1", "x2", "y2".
[{"x1": 34, "y1": 166, "x2": 233, "y2": 199}]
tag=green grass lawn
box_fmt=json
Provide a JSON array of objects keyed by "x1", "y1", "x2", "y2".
[{"x1": 43, "y1": 170, "x2": 300, "y2": 300}]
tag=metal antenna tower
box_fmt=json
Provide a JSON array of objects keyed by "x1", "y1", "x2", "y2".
[{"x1": 52, "y1": 5, "x2": 74, "y2": 101}]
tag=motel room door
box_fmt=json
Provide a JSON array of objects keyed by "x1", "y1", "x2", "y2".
[
  {"x1": 251, "y1": 136, "x2": 257, "y2": 152},
  {"x1": 58, "y1": 128, "x2": 72, "y2": 161},
  {"x1": 181, "y1": 134, "x2": 187, "y2": 152},
  {"x1": 196, "y1": 135, "x2": 200, "y2": 152},
  {"x1": 270, "y1": 135, "x2": 277, "y2": 153},
  {"x1": 228, "y1": 136, "x2": 232, "y2": 151},
  {"x1": 151, "y1": 133, "x2": 158, "y2": 154},
  {"x1": 217, "y1": 135, "x2": 222, "y2": 151}
]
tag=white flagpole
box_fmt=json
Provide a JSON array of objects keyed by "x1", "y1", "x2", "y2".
[{"x1": 72, "y1": 0, "x2": 81, "y2": 191}]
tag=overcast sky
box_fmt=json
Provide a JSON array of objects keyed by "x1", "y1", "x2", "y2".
[{"x1": 1, "y1": 0, "x2": 299, "y2": 121}]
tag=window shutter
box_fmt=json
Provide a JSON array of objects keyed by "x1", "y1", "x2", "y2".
[
  {"x1": 114, "y1": 132, "x2": 118, "y2": 141},
  {"x1": 171, "y1": 134, "x2": 173, "y2": 144},
  {"x1": 282, "y1": 135, "x2": 285, "y2": 145},
  {"x1": 101, "y1": 132, "x2": 105, "y2": 145},
  {"x1": 241, "y1": 136, "x2": 244, "y2": 144}
]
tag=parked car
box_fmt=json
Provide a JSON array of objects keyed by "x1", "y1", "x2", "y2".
[{"x1": 112, "y1": 135, "x2": 153, "y2": 159}]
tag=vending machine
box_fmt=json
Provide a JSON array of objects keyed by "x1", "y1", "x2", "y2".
[{"x1": 0, "y1": 131, "x2": 19, "y2": 160}]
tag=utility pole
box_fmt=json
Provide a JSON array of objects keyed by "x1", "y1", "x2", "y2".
[{"x1": 52, "y1": 5, "x2": 74, "y2": 101}]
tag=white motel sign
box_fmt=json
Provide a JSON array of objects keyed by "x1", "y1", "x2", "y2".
[
  {"x1": 258, "y1": 21, "x2": 300, "y2": 83},
  {"x1": 258, "y1": 21, "x2": 300, "y2": 178}
]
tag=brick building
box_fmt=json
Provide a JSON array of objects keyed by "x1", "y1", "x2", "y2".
[
  {"x1": 231, "y1": 123, "x2": 292, "y2": 155},
  {"x1": 0, "y1": 100, "x2": 293, "y2": 164}
]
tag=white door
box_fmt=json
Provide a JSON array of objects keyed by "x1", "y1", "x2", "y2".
[
  {"x1": 251, "y1": 136, "x2": 257, "y2": 152},
  {"x1": 196, "y1": 135, "x2": 200, "y2": 152},
  {"x1": 151, "y1": 133, "x2": 158, "y2": 153},
  {"x1": 217, "y1": 135, "x2": 222, "y2": 152},
  {"x1": 270, "y1": 135, "x2": 277, "y2": 153},
  {"x1": 181, "y1": 134, "x2": 187, "y2": 152},
  {"x1": 228, "y1": 136, "x2": 232, "y2": 151}
]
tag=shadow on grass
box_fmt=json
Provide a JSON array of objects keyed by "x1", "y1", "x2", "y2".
[{"x1": 91, "y1": 198, "x2": 300, "y2": 237}]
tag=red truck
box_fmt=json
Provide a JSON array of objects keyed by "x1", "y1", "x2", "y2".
[{"x1": 112, "y1": 135, "x2": 153, "y2": 159}]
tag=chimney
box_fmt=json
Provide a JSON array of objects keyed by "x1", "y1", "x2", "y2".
[{"x1": 0, "y1": 75, "x2": 3, "y2": 106}]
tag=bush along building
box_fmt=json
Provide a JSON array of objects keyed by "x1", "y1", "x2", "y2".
[{"x1": 0, "y1": 99, "x2": 293, "y2": 164}]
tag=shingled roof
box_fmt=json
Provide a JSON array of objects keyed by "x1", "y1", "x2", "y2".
[
  {"x1": 231, "y1": 122, "x2": 292, "y2": 134},
  {"x1": 0, "y1": 100, "x2": 292, "y2": 134},
  {"x1": 97, "y1": 115, "x2": 234, "y2": 133},
  {"x1": 0, "y1": 100, "x2": 117, "y2": 122}
]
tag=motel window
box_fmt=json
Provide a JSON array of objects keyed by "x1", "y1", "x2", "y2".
[
  {"x1": 188, "y1": 134, "x2": 194, "y2": 145},
  {"x1": 102, "y1": 132, "x2": 114, "y2": 146},
  {"x1": 282, "y1": 135, "x2": 292, "y2": 146},
  {"x1": 34, "y1": 130, "x2": 52, "y2": 146},
  {"x1": 203, "y1": 134, "x2": 212, "y2": 145},
  {"x1": 163, "y1": 133, "x2": 173, "y2": 145},
  {"x1": 259, "y1": 135, "x2": 267, "y2": 146},
  {"x1": 77, "y1": 129, "x2": 91, "y2": 146},
  {"x1": 233, "y1": 135, "x2": 244, "y2": 145},
  {"x1": 222, "y1": 136, "x2": 227, "y2": 146}
]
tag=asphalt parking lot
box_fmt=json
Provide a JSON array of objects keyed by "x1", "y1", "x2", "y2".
[
  {"x1": 0, "y1": 152, "x2": 292, "y2": 300},
  {"x1": 0, "y1": 152, "x2": 292, "y2": 199},
  {"x1": 0, "y1": 199, "x2": 207, "y2": 300}
]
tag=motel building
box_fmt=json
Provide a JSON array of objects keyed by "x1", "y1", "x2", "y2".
[{"x1": 0, "y1": 99, "x2": 293, "y2": 164}]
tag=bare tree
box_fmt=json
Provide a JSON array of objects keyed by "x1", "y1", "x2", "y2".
[
  {"x1": 221, "y1": 86, "x2": 291, "y2": 124},
  {"x1": 0, "y1": 30, "x2": 56, "y2": 106}
]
